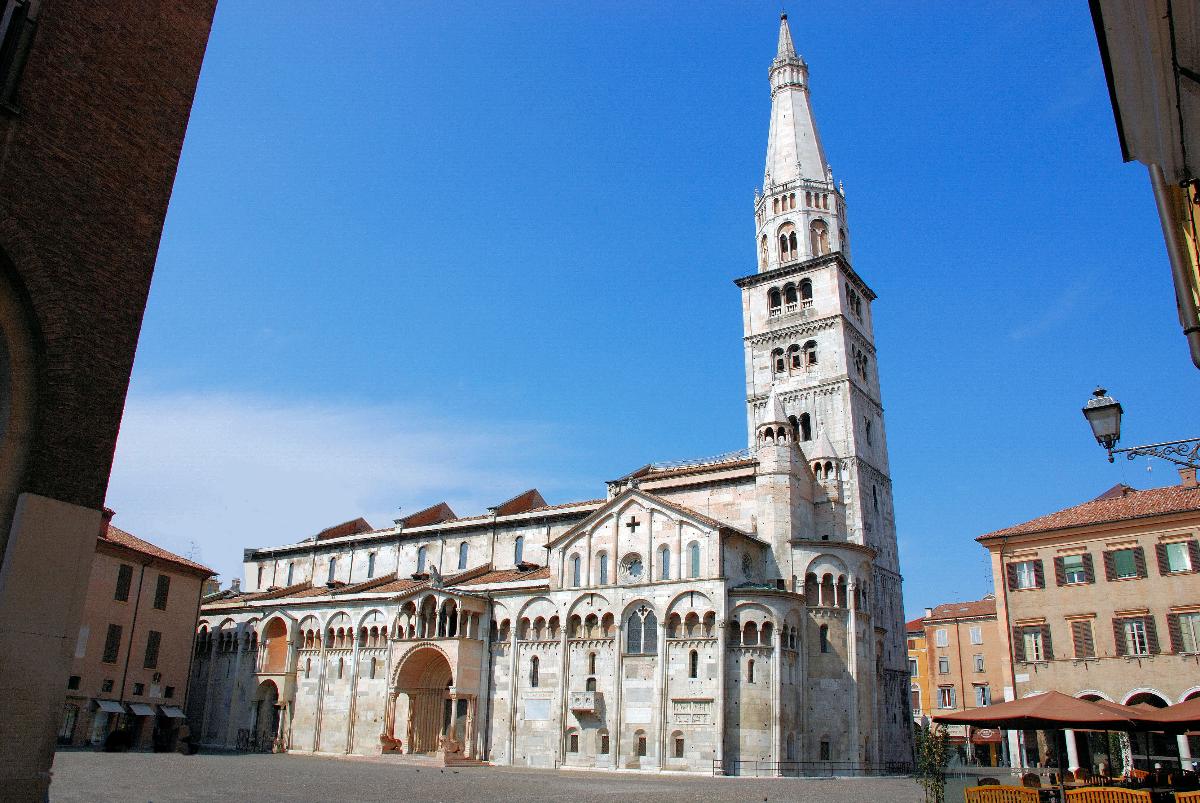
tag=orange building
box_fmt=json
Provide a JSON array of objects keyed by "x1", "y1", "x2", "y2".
[
  {"x1": 58, "y1": 513, "x2": 213, "y2": 750},
  {"x1": 907, "y1": 617, "x2": 931, "y2": 723}
]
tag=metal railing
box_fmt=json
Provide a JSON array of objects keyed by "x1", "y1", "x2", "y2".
[{"x1": 713, "y1": 759, "x2": 913, "y2": 777}]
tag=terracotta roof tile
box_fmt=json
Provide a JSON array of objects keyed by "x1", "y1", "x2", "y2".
[
  {"x1": 906, "y1": 617, "x2": 926, "y2": 633},
  {"x1": 643, "y1": 458, "x2": 758, "y2": 481},
  {"x1": 980, "y1": 483, "x2": 1200, "y2": 540},
  {"x1": 526, "y1": 499, "x2": 605, "y2": 513},
  {"x1": 315, "y1": 517, "x2": 374, "y2": 541},
  {"x1": 491, "y1": 489, "x2": 547, "y2": 516},
  {"x1": 399, "y1": 503, "x2": 457, "y2": 528},
  {"x1": 456, "y1": 566, "x2": 550, "y2": 586},
  {"x1": 101, "y1": 525, "x2": 214, "y2": 576},
  {"x1": 926, "y1": 596, "x2": 996, "y2": 621}
]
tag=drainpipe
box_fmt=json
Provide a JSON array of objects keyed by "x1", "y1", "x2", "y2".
[
  {"x1": 182, "y1": 576, "x2": 206, "y2": 712},
  {"x1": 119, "y1": 562, "x2": 150, "y2": 702},
  {"x1": 1148, "y1": 165, "x2": 1200, "y2": 370}
]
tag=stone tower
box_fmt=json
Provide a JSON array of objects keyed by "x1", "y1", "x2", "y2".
[{"x1": 736, "y1": 13, "x2": 913, "y2": 766}]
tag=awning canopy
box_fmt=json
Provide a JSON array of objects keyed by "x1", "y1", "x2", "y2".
[
  {"x1": 128, "y1": 703, "x2": 157, "y2": 716},
  {"x1": 159, "y1": 706, "x2": 187, "y2": 719},
  {"x1": 94, "y1": 699, "x2": 126, "y2": 714},
  {"x1": 970, "y1": 727, "x2": 1003, "y2": 744},
  {"x1": 933, "y1": 691, "x2": 1138, "y2": 732}
]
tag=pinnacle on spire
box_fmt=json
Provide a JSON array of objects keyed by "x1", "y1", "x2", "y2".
[
  {"x1": 764, "y1": 383, "x2": 788, "y2": 425},
  {"x1": 776, "y1": 12, "x2": 797, "y2": 60}
]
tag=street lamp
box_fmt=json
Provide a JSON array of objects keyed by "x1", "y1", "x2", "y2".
[{"x1": 1082, "y1": 387, "x2": 1200, "y2": 468}]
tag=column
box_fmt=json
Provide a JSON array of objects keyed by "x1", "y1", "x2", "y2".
[
  {"x1": 1179, "y1": 735, "x2": 1193, "y2": 768},
  {"x1": 464, "y1": 697, "x2": 475, "y2": 759},
  {"x1": 846, "y1": 580, "x2": 859, "y2": 767},
  {"x1": 1007, "y1": 730, "x2": 1023, "y2": 770},
  {"x1": 1065, "y1": 729, "x2": 1080, "y2": 772}
]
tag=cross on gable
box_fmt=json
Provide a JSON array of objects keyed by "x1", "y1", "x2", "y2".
[{"x1": 625, "y1": 517, "x2": 641, "y2": 533}]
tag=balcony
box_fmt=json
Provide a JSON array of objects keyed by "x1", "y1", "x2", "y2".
[
  {"x1": 569, "y1": 691, "x2": 599, "y2": 712},
  {"x1": 784, "y1": 303, "x2": 797, "y2": 313}
]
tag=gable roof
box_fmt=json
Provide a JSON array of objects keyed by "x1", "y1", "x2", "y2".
[
  {"x1": 979, "y1": 482, "x2": 1200, "y2": 541},
  {"x1": 906, "y1": 617, "x2": 926, "y2": 634},
  {"x1": 455, "y1": 565, "x2": 551, "y2": 586},
  {"x1": 316, "y1": 518, "x2": 374, "y2": 541},
  {"x1": 100, "y1": 525, "x2": 214, "y2": 577},
  {"x1": 490, "y1": 489, "x2": 547, "y2": 516},
  {"x1": 926, "y1": 596, "x2": 996, "y2": 622},
  {"x1": 399, "y1": 502, "x2": 457, "y2": 528},
  {"x1": 545, "y1": 488, "x2": 753, "y2": 551}
]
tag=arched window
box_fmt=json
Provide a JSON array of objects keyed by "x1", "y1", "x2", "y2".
[
  {"x1": 788, "y1": 192, "x2": 796, "y2": 209},
  {"x1": 786, "y1": 732, "x2": 796, "y2": 760},
  {"x1": 747, "y1": 659, "x2": 756, "y2": 683},
  {"x1": 369, "y1": 656, "x2": 377, "y2": 679},
  {"x1": 337, "y1": 657, "x2": 344, "y2": 679},
  {"x1": 799, "y1": 279, "x2": 813, "y2": 307},
  {"x1": 658, "y1": 546, "x2": 670, "y2": 580},
  {"x1": 804, "y1": 339, "x2": 818, "y2": 366},
  {"x1": 571, "y1": 554, "x2": 581, "y2": 587},
  {"x1": 778, "y1": 222, "x2": 797, "y2": 262},
  {"x1": 327, "y1": 558, "x2": 337, "y2": 583},
  {"x1": 810, "y1": 219, "x2": 830, "y2": 255},
  {"x1": 772, "y1": 347, "x2": 785, "y2": 375},
  {"x1": 743, "y1": 621, "x2": 758, "y2": 646},
  {"x1": 588, "y1": 651, "x2": 597, "y2": 674},
  {"x1": 760, "y1": 235, "x2": 768, "y2": 269},
  {"x1": 798, "y1": 412, "x2": 812, "y2": 441},
  {"x1": 819, "y1": 624, "x2": 830, "y2": 653},
  {"x1": 768, "y1": 288, "x2": 781, "y2": 316},
  {"x1": 625, "y1": 606, "x2": 658, "y2": 655},
  {"x1": 416, "y1": 546, "x2": 426, "y2": 573},
  {"x1": 805, "y1": 191, "x2": 812, "y2": 206},
  {"x1": 305, "y1": 657, "x2": 311, "y2": 678},
  {"x1": 787, "y1": 343, "x2": 801, "y2": 371},
  {"x1": 872, "y1": 484, "x2": 879, "y2": 511},
  {"x1": 514, "y1": 536, "x2": 524, "y2": 565},
  {"x1": 688, "y1": 542, "x2": 700, "y2": 578},
  {"x1": 673, "y1": 731, "x2": 685, "y2": 758},
  {"x1": 773, "y1": 197, "x2": 779, "y2": 213},
  {"x1": 784, "y1": 284, "x2": 798, "y2": 308},
  {"x1": 286, "y1": 562, "x2": 294, "y2": 586},
  {"x1": 585, "y1": 676, "x2": 597, "y2": 691},
  {"x1": 598, "y1": 552, "x2": 609, "y2": 585},
  {"x1": 530, "y1": 655, "x2": 539, "y2": 687},
  {"x1": 458, "y1": 541, "x2": 469, "y2": 570},
  {"x1": 688, "y1": 649, "x2": 698, "y2": 679}
]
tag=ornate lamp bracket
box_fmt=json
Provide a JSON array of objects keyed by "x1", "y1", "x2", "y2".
[{"x1": 1108, "y1": 437, "x2": 1200, "y2": 469}]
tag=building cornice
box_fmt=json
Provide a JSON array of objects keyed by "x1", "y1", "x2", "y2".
[{"x1": 733, "y1": 252, "x2": 877, "y2": 301}]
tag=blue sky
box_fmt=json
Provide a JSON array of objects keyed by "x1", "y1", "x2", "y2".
[{"x1": 107, "y1": 3, "x2": 1199, "y2": 618}]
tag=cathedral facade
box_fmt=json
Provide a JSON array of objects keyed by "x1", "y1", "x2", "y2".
[{"x1": 189, "y1": 16, "x2": 913, "y2": 774}]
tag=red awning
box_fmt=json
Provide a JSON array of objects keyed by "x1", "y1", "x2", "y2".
[
  {"x1": 933, "y1": 691, "x2": 1138, "y2": 731},
  {"x1": 970, "y1": 727, "x2": 1003, "y2": 744}
]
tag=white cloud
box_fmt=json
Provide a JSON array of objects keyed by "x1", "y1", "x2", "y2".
[{"x1": 106, "y1": 391, "x2": 579, "y2": 585}]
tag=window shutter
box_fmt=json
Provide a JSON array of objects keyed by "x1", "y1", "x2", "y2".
[
  {"x1": 1053, "y1": 557, "x2": 1066, "y2": 587},
  {"x1": 1113, "y1": 619, "x2": 1126, "y2": 656},
  {"x1": 1103, "y1": 551, "x2": 1116, "y2": 581},
  {"x1": 1133, "y1": 547, "x2": 1147, "y2": 578},
  {"x1": 1189, "y1": 540, "x2": 1200, "y2": 572},
  {"x1": 1012, "y1": 627, "x2": 1025, "y2": 662},
  {"x1": 1040, "y1": 624, "x2": 1054, "y2": 660},
  {"x1": 1155, "y1": 543, "x2": 1170, "y2": 575},
  {"x1": 1145, "y1": 616, "x2": 1160, "y2": 654},
  {"x1": 1082, "y1": 553, "x2": 1095, "y2": 583},
  {"x1": 1033, "y1": 560, "x2": 1045, "y2": 589},
  {"x1": 1167, "y1": 613, "x2": 1183, "y2": 654},
  {"x1": 1071, "y1": 621, "x2": 1095, "y2": 658},
  {"x1": 1006, "y1": 563, "x2": 1017, "y2": 591}
]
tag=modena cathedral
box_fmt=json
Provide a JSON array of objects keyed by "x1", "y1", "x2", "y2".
[{"x1": 190, "y1": 16, "x2": 913, "y2": 774}]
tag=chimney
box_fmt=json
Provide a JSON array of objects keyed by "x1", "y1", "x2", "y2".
[
  {"x1": 230, "y1": 578, "x2": 240, "y2": 592},
  {"x1": 924, "y1": 607, "x2": 933, "y2": 619},
  {"x1": 1180, "y1": 468, "x2": 1198, "y2": 488}
]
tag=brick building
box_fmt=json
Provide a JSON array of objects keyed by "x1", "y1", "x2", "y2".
[
  {"x1": 0, "y1": 1, "x2": 214, "y2": 798},
  {"x1": 59, "y1": 514, "x2": 213, "y2": 750},
  {"x1": 979, "y1": 469, "x2": 1200, "y2": 772}
]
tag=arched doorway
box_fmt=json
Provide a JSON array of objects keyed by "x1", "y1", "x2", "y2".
[
  {"x1": 392, "y1": 646, "x2": 454, "y2": 755},
  {"x1": 1125, "y1": 691, "x2": 1172, "y2": 770},
  {"x1": 253, "y1": 680, "x2": 281, "y2": 751},
  {"x1": 260, "y1": 618, "x2": 288, "y2": 673}
]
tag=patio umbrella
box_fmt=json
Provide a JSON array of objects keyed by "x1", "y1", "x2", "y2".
[
  {"x1": 932, "y1": 691, "x2": 1139, "y2": 731},
  {"x1": 1160, "y1": 697, "x2": 1200, "y2": 731}
]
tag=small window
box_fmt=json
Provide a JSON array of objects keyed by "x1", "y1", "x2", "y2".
[
  {"x1": 458, "y1": 541, "x2": 469, "y2": 571},
  {"x1": 819, "y1": 741, "x2": 831, "y2": 761},
  {"x1": 973, "y1": 654, "x2": 985, "y2": 672},
  {"x1": 600, "y1": 731, "x2": 610, "y2": 754},
  {"x1": 908, "y1": 659, "x2": 918, "y2": 677},
  {"x1": 598, "y1": 552, "x2": 609, "y2": 585},
  {"x1": 67, "y1": 675, "x2": 80, "y2": 690},
  {"x1": 143, "y1": 630, "x2": 162, "y2": 669},
  {"x1": 256, "y1": 566, "x2": 264, "y2": 588},
  {"x1": 937, "y1": 656, "x2": 949, "y2": 674},
  {"x1": 571, "y1": 554, "x2": 581, "y2": 587},
  {"x1": 1124, "y1": 619, "x2": 1149, "y2": 656},
  {"x1": 286, "y1": 562, "x2": 295, "y2": 585},
  {"x1": 132, "y1": 683, "x2": 144, "y2": 696},
  {"x1": 747, "y1": 659, "x2": 755, "y2": 682},
  {"x1": 102, "y1": 624, "x2": 122, "y2": 664},
  {"x1": 1165, "y1": 542, "x2": 1191, "y2": 573},
  {"x1": 588, "y1": 651, "x2": 597, "y2": 674},
  {"x1": 1112, "y1": 548, "x2": 1138, "y2": 579},
  {"x1": 152, "y1": 574, "x2": 170, "y2": 610},
  {"x1": 974, "y1": 685, "x2": 990, "y2": 706},
  {"x1": 101, "y1": 679, "x2": 114, "y2": 693},
  {"x1": 674, "y1": 737, "x2": 685, "y2": 758},
  {"x1": 337, "y1": 657, "x2": 344, "y2": 679},
  {"x1": 530, "y1": 655, "x2": 539, "y2": 687},
  {"x1": 328, "y1": 557, "x2": 338, "y2": 583},
  {"x1": 568, "y1": 733, "x2": 579, "y2": 753},
  {"x1": 1179, "y1": 612, "x2": 1200, "y2": 653},
  {"x1": 1072, "y1": 620, "x2": 1096, "y2": 658},
  {"x1": 514, "y1": 536, "x2": 525, "y2": 565},
  {"x1": 585, "y1": 676, "x2": 596, "y2": 691},
  {"x1": 115, "y1": 564, "x2": 133, "y2": 602},
  {"x1": 637, "y1": 735, "x2": 647, "y2": 757},
  {"x1": 688, "y1": 543, "x2": 700, "y2": 578},
  {"x1": 937, "y1": 687, "x2": 956, "y2": 709},
  {"x1": 819, "y1": 624, "x2": 829, "y2": 653},
  {"x1": 1013, "y1": 561, "x2": 1039, "y2": 590},
  {"x1": 934, "y1": 629, "x2": 948, "y2": 647},
  {"x1": 367, "y1": 552, "x2": 376, "y2": 578},
  {"x1": 369, "y1": 657, "x2": 377, "y2": 679},
  {"x1": 164, "y1": 686, "x2": 175, "y2": 698},
  {"x1": 688, "y1": 649, "x2": 698, "y2": 679},
  {"x1": 659, "y1": 546, "x2": 670, "y2": 580},
  {"x1": 969, "y1": 626, "x2": 983, "y2": 645},
  {"x1": 416, "y1": 547, "x2": 426, "y2": 573},
  {"x1": 305, "y1": 658, "x2": 312, "y2": 679},
  {"x1": 1023, "y1": 629, "x2": 1044, "y2": 662},
  {"x1": 1062, "y1": 554, "x2": 1087, "y2": 584}
]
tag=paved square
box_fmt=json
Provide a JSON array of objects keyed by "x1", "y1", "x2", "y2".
[{"x1": 50, "y1": 751, "x2": 929, "y2": 802}]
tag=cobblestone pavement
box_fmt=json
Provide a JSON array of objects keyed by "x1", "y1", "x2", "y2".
[{"x1": 50, "y1": 751, "x2": 931, "y2": 803}]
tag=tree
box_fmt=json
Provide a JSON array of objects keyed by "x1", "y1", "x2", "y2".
[{"x1": 914, "y1": 722, "x2": 951, "y2": 803}]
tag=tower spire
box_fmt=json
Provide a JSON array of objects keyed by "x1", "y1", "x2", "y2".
[{"x1": 776, "y1": 12, "x2": 796, "y2": 59}]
